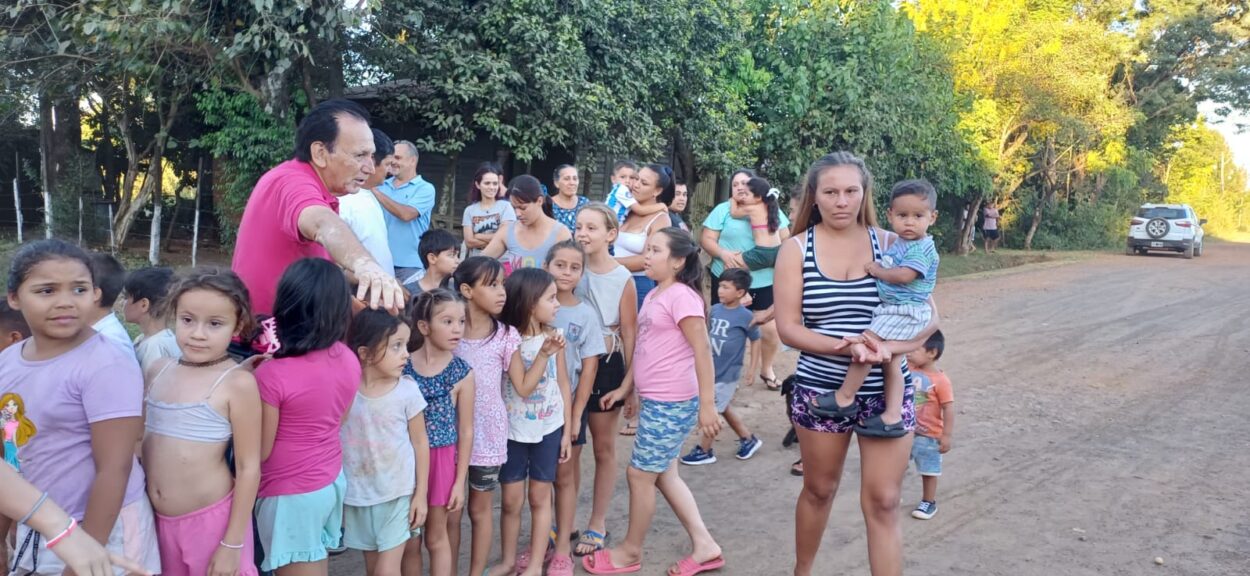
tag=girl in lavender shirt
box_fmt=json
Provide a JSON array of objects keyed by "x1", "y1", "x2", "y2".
[{"x1": 0, "y1": 239, "x2": 161, "y2": 576}]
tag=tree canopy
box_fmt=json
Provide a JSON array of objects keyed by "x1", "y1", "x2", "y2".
[{"x1": 1, "y1": 0, "x2": 1245, "y2": 251}]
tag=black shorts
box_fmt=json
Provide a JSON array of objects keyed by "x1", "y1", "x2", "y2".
[
  {"x1": 984, "y1": 229, "x2": 1001, "y2": 240},
  {"x1": 571, "y1": 410, "x2": 590, "y2": 446},
  {"x1": 709, "y1": 268, "x2": 774, "y2": 312},
  {"x1": 587, "y1": 350, "x2": 626, "y2": 413},
  {"x1": 748, "y1": 285, "x2": 774, "y2": 311}
]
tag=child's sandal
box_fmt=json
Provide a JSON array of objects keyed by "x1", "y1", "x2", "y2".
[
  {"x1": 854, "y1": 415, "x2": 908, "y2": 438},
  {"x1": 808, "y1": 392, "x2": 859, "y2": 421}
]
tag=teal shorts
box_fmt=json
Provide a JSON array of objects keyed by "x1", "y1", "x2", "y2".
[
  {"x1": 343, "y1": 496, "x2": 421, "y2": 552},
  {"x1": 255, "y1": 470, "x2": 347, "y2": 571}
]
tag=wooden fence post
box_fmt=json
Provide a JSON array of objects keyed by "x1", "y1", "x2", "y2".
[{"x1": 107, "y1": 204, "x2": 115, "y2": 252}]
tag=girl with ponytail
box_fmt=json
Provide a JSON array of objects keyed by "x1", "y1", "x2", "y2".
[
  {"x1": 583, "y1": 227, "x2": 724, "y2": 576},
  {"x1": 729, "y1": 176, "x2": 784, "y2": 270}
]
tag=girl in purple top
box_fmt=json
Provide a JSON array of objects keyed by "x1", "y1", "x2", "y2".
[
  {"x1": 254, "y1": 258, "x2": 361, "y2": 575},
  {"x1": 0, "y1": 239, "x2": 161, "y2": 576}
]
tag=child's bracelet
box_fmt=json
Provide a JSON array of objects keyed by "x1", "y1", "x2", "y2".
[
  {"x1": 219, "y1": 540, "x2": 245, "y2": 550},
  {"x1": 45, "y1": 518, "x2": 76, "y2": 549},
  {"x1": 18, "y1": 492, "x2": 48, "y2": 526},
  {"x1": 751, "y1": 224, "x2": 769, "y2": 230}
]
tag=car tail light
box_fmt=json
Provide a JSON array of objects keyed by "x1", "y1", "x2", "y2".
[
  {"x1": 1131, "y1": 218, "x2": 1144, "y2": 225},
  {"x1": 1176, "y1": 221, "x2": 1192, "y2": 228}
]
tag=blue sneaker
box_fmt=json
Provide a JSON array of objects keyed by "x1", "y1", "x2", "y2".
[
  {"x1": 735, "y1": 435, "x2": 763, "y2": 460},
  {"x1": 680, "y1": 446, "x2": 717, "y2": 466},
  {"x1": 911, "y1": 500, "x2": 937, "y2": 520}
]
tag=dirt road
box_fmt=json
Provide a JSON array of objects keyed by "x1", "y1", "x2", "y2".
[{"x1": 330, "y1": 241, "x2": 1250, "y2": 575}]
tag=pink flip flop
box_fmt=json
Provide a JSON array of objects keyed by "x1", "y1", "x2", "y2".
[
  {"x1": 582, "y1": 549, "x2": 642, "y2": 575},
  {"x1": 668, "y1": 556, "x2": 726, "y2": 576}
]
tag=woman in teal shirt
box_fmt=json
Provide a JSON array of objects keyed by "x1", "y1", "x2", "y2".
[{"x1": 700, "y1": 168, "x2": 791, "y2": 389}]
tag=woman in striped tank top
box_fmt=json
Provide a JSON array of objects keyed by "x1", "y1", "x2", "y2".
[{"x1": 774, "y1": 152, "x2": 938, "y2": 576}]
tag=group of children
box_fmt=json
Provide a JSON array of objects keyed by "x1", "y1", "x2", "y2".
[{"x1": 0, "y1": 165, "x2": 961, "y2": 576}]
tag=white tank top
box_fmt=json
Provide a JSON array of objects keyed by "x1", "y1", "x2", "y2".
[{"x1": 615, "y1": 213, "x2": 667, "y2": 267}]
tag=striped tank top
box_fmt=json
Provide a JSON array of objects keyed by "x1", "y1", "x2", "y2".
[{"x1": 793, "y1": 226, "x2": 912, "y2": 394}]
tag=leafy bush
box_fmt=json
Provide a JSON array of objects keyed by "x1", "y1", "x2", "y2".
[{"x1": 193, "y1": 91, "x2": 297, "y2": 246}]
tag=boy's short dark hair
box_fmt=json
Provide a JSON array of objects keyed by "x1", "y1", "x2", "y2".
[
  {"x1": 890, "y1": 179, "x2": 938, "y2": 211},
  {"x1": 923, "y1": 329, "x2": 945, "y2": 361},
  {"x1": 418, "y1": 229, "x2": 459, "y2": 269},
  {"x1": 612, "y1": 160, "x2": 638, "y2": 174},
  {"x1": 0, "y1": 300, "x2": 31, "y2": 338},
  {"x1": 89, "y1": 253, "x2": 127, "y2": 307},
  {"x1": 124, "y1": 267, "x2": 175, "y2": 310},
  {"x1": 719, "y1": 268, "x2": 752, "y2": 293}
]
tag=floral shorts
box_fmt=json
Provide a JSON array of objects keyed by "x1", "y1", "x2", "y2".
[{"x1": 790, "y1": 385, "x2": 916, "y2": 434}]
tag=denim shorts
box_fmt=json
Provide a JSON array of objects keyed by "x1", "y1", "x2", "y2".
[
  {"x1": 500, "y1": 427, "x2": 563, "y2": 484},
  {"x1": 255, "y1": 470, "x2": 346, "y2": 571},
  {"x1": 630, "y1": 397, "x2": 699, "y2": 473},
  {"x1": 911, "y1": 434, "x2": 942, "y2": 476},
  {"x1": 713, "y1": 381, "x2": 738, "y2": 413}
]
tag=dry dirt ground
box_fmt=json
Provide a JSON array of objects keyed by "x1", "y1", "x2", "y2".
[{"x1": 330, "y1": 241, "x2": 1250, "y2": 576}]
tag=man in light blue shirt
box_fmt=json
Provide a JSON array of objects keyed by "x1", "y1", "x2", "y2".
[{"x1": 373, "y1": 140, "x2": 437, "y2": 281}]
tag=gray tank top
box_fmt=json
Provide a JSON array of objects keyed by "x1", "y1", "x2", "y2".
[
  {"x1": 144, "y1": 362, "x2": 237, "y2": 443},
  {"x1": 503, "y1": 221, "x2": 562, "y2": 271},
  {"x1": 576, "y1": 264, "x2": 631, "y2": 353}
]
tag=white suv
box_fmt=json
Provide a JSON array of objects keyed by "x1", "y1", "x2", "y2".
[{"x1": 1126, "y1": 203, "x2": 1205, "y2": 259}]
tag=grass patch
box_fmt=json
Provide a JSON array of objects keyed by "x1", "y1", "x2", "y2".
[{"x1": 939, "y1": 249, "x2": 1090, "y2": 279}]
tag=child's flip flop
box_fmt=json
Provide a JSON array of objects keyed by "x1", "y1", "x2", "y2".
[
  {"x1": 668, "y1": 556, "x2": 726, "y2": 576},
  {"x1": 582, "y1": 550, "x2": 641, "y2": 575},
  {"x1": 575, "y1": 529, "x2": 609, "y2": 556}
]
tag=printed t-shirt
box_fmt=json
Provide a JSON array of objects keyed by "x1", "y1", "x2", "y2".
[
  {"x1": 340, "y1": 375, "x2": 427, "y2": 506},
  {"x1": 605, "y1": 183, "x2": 636, "y2": 223},
  {"x1": 0, "y1": 333, "x2": 148, "y2": 518},
  {"x1": 232, "y1": 159, "x2": 338, "y2": 315},
  {"x1": 505, "y1": 334, "x2": 565, "y2": 443},
  {"x1": 462, "y1": 202, "x2": 517, "y2": 257},
  {"x1": 877, "y1": 236, "x2": 939, "y2": 306},
  {"x1": 454, "y1": 324, "x2": 520, "y2": 466},
  {"x1": 701, "y1": 201, "x2": 791, "y2": 289},
  {"x1": 339, "y1": 190, "x2": 396, "y2": 274},
  {"x1": 134, "y1": 328, "x2": 182, "y2": 374},
  {"x1": 553, "y1": 301, "x2": 606, "y2": 393},
  {"x1": 912, "y1": 368, "x2": 953, "y2": 439},
  {"x1": 709, "y1": 303, "x2": 759, "y2": 384},
  {"x1": 634, "y1": 283, "x2": 705, "y2": 402},
  {"x1": 255, "y1": 342, "x2": 360, "y2": 497},
  {"x1": 378, "y1": 176, "x2": 437, "y2": 269}
]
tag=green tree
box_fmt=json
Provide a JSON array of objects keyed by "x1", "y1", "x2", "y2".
[{"x1": 749, "y1": 0, "x2": 989, "y2": 248}]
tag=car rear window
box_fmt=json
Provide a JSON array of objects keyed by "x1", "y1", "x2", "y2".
[{"x1": 1137, "y1": 208, "x2": 1187, "y2": 219}]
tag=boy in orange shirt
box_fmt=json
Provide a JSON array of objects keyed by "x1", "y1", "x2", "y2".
[{"x1": 907, "y1": 330, "x2": 954, "y2": 520}]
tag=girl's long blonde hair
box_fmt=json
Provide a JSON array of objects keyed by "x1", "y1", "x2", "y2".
[{"x1": 1, "y1": 393, "x2": 36, "y2": 446}]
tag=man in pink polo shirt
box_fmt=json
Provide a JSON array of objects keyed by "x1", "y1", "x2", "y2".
[{"x1": 231, "y1": 99, "x2": 403, "y2": 315}]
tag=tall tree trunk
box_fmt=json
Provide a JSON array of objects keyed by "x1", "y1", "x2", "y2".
[
  {"x1": 114, "y1": 96, "x2": 181, "y2": 247},
  {"x1": 958, "y1": 195, "x2": 983, "y2": 255},
  {"x1": 673, "y1": 129, "x2": 696, "y2": 190},
  {"x1": 1023, "y1": 139, "x2": 1058, "y2": 250}
]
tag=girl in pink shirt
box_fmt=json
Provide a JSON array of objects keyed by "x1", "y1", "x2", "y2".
[
  {"x1": 253, "y1": 258, "x2": 361, "y2": 575},
  {"x1": 584, "y1": 228, "x2": 724, "y2": 576}
]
